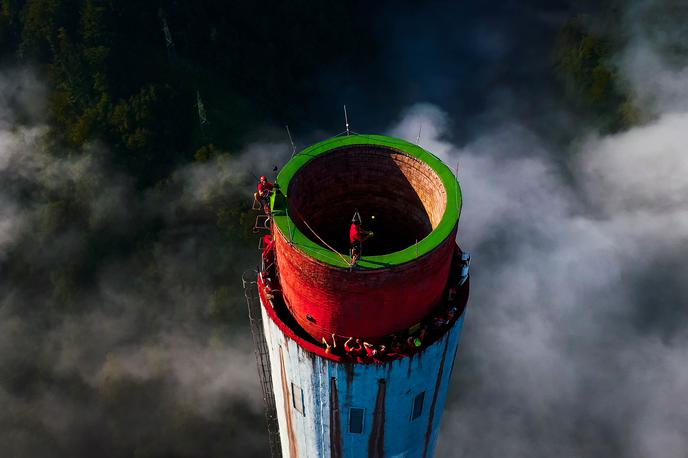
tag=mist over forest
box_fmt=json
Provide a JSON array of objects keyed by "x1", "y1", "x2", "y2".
[{"x1": 1, "y1": 1, "x2": 687, "y2": 457}]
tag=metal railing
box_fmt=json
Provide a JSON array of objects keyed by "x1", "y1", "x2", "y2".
[{"x1": 243, "y1": 271, "x2": 282, "y2": 458}]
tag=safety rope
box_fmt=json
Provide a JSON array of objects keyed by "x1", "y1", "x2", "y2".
[
  {"x1": 285, "y1": 207, "x2": 294, "y2": 244},
  {"x1": 299, "y1": 217, "x2": 354, "y2": 267}
]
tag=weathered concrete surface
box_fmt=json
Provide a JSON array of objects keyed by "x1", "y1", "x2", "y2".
[{"x1": 262, "y1": 294, "x2": 465, "y2": 458}]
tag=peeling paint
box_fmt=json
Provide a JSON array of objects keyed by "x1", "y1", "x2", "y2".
[
  {"x1": 279, "y1": 346, "x2": 299, "y2": 458},
  {"x1": 262, "y1": 296, "x2": 466, "y2": 458}
]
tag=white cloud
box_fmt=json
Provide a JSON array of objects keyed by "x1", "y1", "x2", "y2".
[{"x1": 388, "y1": 19, "x2": 688, "y2": 454}]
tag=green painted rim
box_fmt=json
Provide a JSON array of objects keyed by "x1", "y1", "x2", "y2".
[{"x1": 270, "y1": 134, "x2": 462, "y2": 269}]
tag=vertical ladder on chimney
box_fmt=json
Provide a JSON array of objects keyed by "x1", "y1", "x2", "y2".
[{"x1": 244, "y1": 277, "x2": 282, "y2": 458}]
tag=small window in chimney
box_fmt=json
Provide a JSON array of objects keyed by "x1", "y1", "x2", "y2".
[
  {"x1": 411, "y1": 392, "x2": 425, "y2": 420},
  {"x1": 292, "y1": 382, "x2": 305, "y2": 416},
  {"x1": 349, "y1": 407, "x2": 365, "y2": 434}
]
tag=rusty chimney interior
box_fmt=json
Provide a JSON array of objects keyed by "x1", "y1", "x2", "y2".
[{"x1": 287, "y1": 145, "x2": 448, "y2": 255}]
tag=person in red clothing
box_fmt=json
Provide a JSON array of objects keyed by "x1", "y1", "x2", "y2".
[
  {"x1": 257, "y1": 176, "x2": 273, "y2": 197},
  {"x1": 261, "y1": 234, "x2": 275, "y2": 270},
  {"x1": 363, "y1": 341, "x2": 386, "y2": 359},
  {"x1": 321, "y1": 337, "x2": 332, "y2": 354},
  {"x1": 344, "y1": 337, "x2": 363, "y2": 357},
  {"x1": 349, "y1": 216, "x2": 374, "y2": 263},
  {"x1": 255, "y1": 176, "x2": 274, "y2": 214},
  {"x1": 321, "y1": 333, "x2": 339, "y2": 355},
  {"x1": 263, "y1": 275, "x2": 275, "y2": 301}
]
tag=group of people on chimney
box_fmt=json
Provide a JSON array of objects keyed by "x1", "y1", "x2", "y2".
[
  {"x1": 254, "y1": 175, "x2": 461, "y2": 362},
  {"x1": 319, "y1": 304, "x2": 459, "y2": 363}
]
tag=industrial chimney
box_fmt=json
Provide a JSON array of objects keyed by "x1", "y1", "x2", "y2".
[{"x1": 244, "y1": 134, "x2": 470, "y2": 458}]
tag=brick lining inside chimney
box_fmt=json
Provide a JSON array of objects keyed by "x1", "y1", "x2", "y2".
[{"x1": 287, "y1": 146, "x2": 447, "y2": 255}]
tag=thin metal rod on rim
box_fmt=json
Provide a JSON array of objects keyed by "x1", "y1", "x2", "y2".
[
  {"x1": 344, "y1": 105, "x2": 350, "y2": 135},
  {"x1": 286, "y1": 125, "x2": 296, "y2": 158}
]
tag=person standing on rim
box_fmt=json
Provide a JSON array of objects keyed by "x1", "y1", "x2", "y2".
[{"x1": 349, "y1": 210, "x2": 374, "y2": 264}]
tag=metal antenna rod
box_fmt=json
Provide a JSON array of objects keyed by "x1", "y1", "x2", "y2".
[
  {"x1": 158, "y1": 8, "x2": 175, "y2": 60},
  {"x1": 344, "y1": 105, "x2": 350, "y2": 135},
  {"x1": 416, "y1": 123, "x2": 423, "y2": 145},
  {"x1": 196, "y1": 90, "x2": 207, "y2": 126},
  {"x1": 286, "y1": 125, "x2": 296, "y2": 157}
]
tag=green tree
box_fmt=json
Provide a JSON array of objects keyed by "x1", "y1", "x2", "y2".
[{"x1": 556, "y1": 18, "x2": 639, "y2": 132}]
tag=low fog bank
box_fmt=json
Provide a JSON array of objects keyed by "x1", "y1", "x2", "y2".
[
  {"x1": 0, "y1": 67, "x2": 294, "y2": 457},
  {"x1": 386, "y1": 3, "x2": 688, "y2": 456}
]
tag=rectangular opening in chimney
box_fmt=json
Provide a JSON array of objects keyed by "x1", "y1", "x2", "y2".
[
  {"x1": 349, "y1": 407, "x2": 365, "y2": 434},
  {"x1": 411, "y1": 392, "x2": 425, "y2": 420},
  {"x1": 291, "y1": 382, "x2": 304, "y2": 416}
]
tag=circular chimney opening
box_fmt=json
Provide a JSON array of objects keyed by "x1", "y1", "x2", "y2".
[{"x1": 287, "y1": 145, "x2": 447, "y2": 255}]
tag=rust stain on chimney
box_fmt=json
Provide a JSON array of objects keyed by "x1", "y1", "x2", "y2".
[
  {"x1": 279, "y1": 345, "x2": 299, "y2": 458},
  {"x1": 368, "y1": 379, "x2": 387, "y2": 458},
  {"x1": 330, "y1": 377, "x2": 343, "y2": 458},
  {"x1": 423, "y1": 338, "x2": 450, "y2": 458}
]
